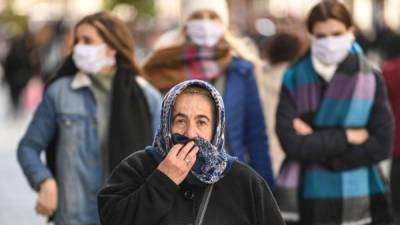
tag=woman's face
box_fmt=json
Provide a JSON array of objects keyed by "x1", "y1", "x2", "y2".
[
  {"x1": 75, "y1": 23, "x2": 115, "y2": 58},
  {"x1": 185, "y1": 10, "x2": 225, "y2": 47},
  {"x1": 171, "y1": 93, "x2": 214, "y2": 142},
  {"x1": 311, "y1": 19, "x2": 351, "y2": 38},
  {"x1": 188, "y1": 10, "x2": 222, "y2": 24}
]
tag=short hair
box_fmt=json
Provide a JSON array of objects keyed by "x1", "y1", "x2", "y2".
[{"x1": 306, "y1": 0, "x2": 352, "y2": 33}]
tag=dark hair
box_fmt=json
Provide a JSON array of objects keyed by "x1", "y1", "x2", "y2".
[
  {"x1": 74, "y1": 11, "x2": 141, "y2": 74},
  {"x1": 307, "y1": 0, "x2": 352, "y2": 33},
  {"x1": 263, "y1": 32, "x2": 302, "y2": 65}
]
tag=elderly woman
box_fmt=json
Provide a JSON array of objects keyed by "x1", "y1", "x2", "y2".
[{"x1": 98, "y1": 80, "x2": 284, "y2": 225}]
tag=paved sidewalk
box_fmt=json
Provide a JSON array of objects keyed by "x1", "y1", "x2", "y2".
[{"x1": 0, "y1": 82, "x2": 48, "y2": 225}]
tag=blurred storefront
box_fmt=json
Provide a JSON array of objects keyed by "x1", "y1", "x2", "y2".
[
  {"x1": 0, "y1": 0, "x2": 399, "y2": 62},
  {"x1": 1, "y1": 0, "x2": 399, "y2": 34}
]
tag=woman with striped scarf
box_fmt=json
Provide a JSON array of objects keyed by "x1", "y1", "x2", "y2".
[
  {"x1": 142, "y1": 0, "x2": 275, "y2": 189},
  {"x1": 275, "y1": 1, "x2": 394, "y2": 224}
]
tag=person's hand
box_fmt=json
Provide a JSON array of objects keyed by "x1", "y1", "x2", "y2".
[
  {"x1": 293, "y1": 118, "x2": 313, "y2": 135},
  {"x1": 157, "y1": 141, "x2": 199, "y2": 185},
  {"x1": 36, "y1": 178, "x2": 58, "y2": 216},
  {"x1": 346, "y1": 128, "x2": 369, "y2": 145}
]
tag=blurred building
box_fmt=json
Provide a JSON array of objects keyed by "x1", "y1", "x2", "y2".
[
  {"x1": 1, "y1": 0, "x2": 399, "y2": 62},
  {"x1": 1, "y1": 0, "x2": 399, "y2": 34}
]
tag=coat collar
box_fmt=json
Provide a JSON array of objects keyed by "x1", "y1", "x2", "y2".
[{"x1": 71, "y1": 71, "x2": 92, "y2": 90}]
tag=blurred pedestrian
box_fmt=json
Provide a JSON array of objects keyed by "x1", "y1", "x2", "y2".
[
  {"x1": 38, "y1": 20, "x2": 73, "y2": 82},
  {"x1": 17, "y1": 11, "x2": 162, "y2": 225},
  {"x1": 260, "y1": 31, "x2": 305, "y2": 174},
  {"x1": 275, "y1": 1, "x2": 393, "y2": 224},
  {"x1": 142, "y1": 0, "x2": 275, "y2": 189},
  {"x1": 98, "y1": 80, "x2": 285, "y2": 225},
  {"x1": 382, "y1": 57, "x2": 400, "y2": 225},
  {"x1": 3, "y1": 31, "x2": 39, "y2": 112},
  {"x1": 3, "y1": 20, "x2": 73, "y2": 114}
]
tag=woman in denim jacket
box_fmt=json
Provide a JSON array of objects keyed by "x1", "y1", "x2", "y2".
[{"x1": 17, "y1": 12, "x2": 162, "y2": 225}]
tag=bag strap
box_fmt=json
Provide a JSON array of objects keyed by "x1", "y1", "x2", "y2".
[{"x1": 194, "y1": 184, "x2": 214, "y2": 225}]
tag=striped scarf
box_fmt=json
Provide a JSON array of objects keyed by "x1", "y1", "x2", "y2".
[
  {"x1": 277, "y1": 53, "x2": 389, "y2": 225},
  {"x1": 143, "y1": 41, "x2": 232, "y2": 92}
]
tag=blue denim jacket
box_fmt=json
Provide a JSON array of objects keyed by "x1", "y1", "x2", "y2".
[{"x1": 17, "y1": 74, "x2": 162, "y2": 225}]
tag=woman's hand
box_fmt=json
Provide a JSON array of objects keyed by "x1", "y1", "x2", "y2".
[
  {"x1": 346, "y1": 128, "x2": 369, "y2": 145},
  {"x1": 36, "y1": 178, "x2": 58, "y2": 216},
  {"x1": 157, "y1": 141, "x2": 199, "y2": 185},
  {"x1": 293, "y1": 118, "x2": 313, "y2": 135}
]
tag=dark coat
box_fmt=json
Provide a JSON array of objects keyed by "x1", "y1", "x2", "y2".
[
  {"x1": 98, "y1": 150, "x2": 285, "y2": 225},
  {"x1": 276, "y1": 71, "x2": 393, "y2": 170}
]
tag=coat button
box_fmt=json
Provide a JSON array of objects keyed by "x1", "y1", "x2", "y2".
[{"x1": 184, "y1": 190, "x2": 195, "y2": 200}]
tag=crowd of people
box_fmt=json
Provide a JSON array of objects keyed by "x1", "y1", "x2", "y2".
[{"x1": 2, "y1": 0, "x2": 399, "y2": 224}]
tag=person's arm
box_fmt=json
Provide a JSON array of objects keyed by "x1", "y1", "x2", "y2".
[
  {"x1": 136, "y1": 76, "x2": 162, "y2": 133},
  {"x1": 17, "y1": 88, "x2": 58, "y2": 216},
  {"x1": 326, "y1": 73, "x2": 394, "y2": 170},
  {"x1": 243, "y1": 67, "x2": 275, "y2": 189},
  {"x1": 98, "y1": 155, "x2": 178, "y2": 225},
  {"x1": 98, "y1": 143, "x2": 199, "y2": 225},
  {"x1": 252, "y1": 175, "x2": 285, "y2": 225},
  {"x1": 276, "y1": 85, "x2": 349, "y2": 163},
  {"x1": 17, "y1": 89, "x2": 57, "y2": 190}
]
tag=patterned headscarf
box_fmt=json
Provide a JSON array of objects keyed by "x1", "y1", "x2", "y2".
[{"x1": 146, "y1": 80, "x2": 235, "y2": 184}]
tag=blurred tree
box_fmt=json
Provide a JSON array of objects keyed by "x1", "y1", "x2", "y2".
[
  {"x1": 106, "y1": 0, "x2": 155, "y2": 18},
  {"x1": 0, "y1": 8, "x2": 28, "y2": 36}
]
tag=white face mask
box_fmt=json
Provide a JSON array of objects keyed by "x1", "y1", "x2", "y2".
[
  {"x1": 311, "y1": 33, "x2": 354, "y2": 65},
  {"x1": 186, "y1": 20, "x2": 225, "y2": 47},
  {"x1": 72, "y1": 43, "x2": 116, "y2": 74}
]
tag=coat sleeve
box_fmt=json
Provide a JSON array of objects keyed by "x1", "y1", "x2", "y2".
[
  {"x1": 136, "y1": 76, "x2": 162, "y2": 133},
  {"x1": 252, "y1": 175, "x2": 285, "y2": 225},
  {"x1": 98, "y1": 154, "x2": 179, "y2": 225},
  {"x1": 276, "y1": 85, "x2": 349, "y2": 163},
  {"x1": 326, "y1": 73, "x2": 394, "y2": 170},
  {"x1": 244, "y1": 66, "x2": 275, "y2": 189},
  {"x1": 17, "y1": 88, "x2": 57, "y2": 190}
]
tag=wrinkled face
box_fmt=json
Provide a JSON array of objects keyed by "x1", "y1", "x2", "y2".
[
  {"x1": 312, "y1": 19, "x2": 351, "y2": 39},
  {"x1": 171, "y1": 93, "x2": 214, "y2": 142},
  {"x1": 75, "y1": 23, "x2": 116, "y2": 57}
]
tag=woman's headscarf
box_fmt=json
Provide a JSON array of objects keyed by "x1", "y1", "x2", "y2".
[{"x1": 146, "y1": 80, "x2": 235, "y2": 184}]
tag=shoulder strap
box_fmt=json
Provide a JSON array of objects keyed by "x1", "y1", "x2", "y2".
[{"x1": 194, "y1": 184, "x2": 214, "y2": 225}]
